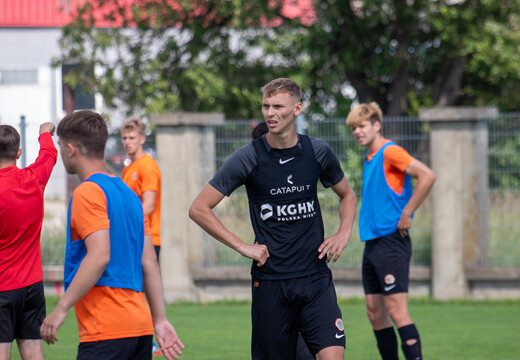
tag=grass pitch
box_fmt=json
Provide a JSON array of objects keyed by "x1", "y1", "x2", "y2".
[{"x1": 9, "y1": 297, "x2": 520, "y2": 359}]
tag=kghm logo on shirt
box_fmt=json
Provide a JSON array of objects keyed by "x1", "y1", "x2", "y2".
[
  {"x1": 260, "y1": 204, "x2": 274, "y2": 220},
  {"x1": 260, "y1": 201, "x2": 316, "y2": 221}
]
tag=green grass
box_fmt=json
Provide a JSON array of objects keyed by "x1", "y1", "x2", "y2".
[{"x1": 9, "y1": 297, "x2": 520, "y2": 359}]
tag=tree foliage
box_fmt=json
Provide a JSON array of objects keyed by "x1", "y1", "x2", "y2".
[
  {"x1": 287, "y1": 0, "x2": 520, "y2": 117},
  {"x1": 56, "y1": 0, "x2": 291, "y2": 118},
  {"x1": 55, "y1": 0, "x2": 520, "y2": 118}
]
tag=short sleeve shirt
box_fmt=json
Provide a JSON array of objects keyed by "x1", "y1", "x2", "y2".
[
  {"x1": 70, "y1": 179, "x2": 153, "y2": 342},
  {"x1": 122, "y1": 154, "x2": 162, "y2": 246}
]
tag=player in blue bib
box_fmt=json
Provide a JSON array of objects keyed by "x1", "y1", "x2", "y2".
[
  {"x1": 190, "y1": 78, "x2": 357, "y2": 359},
  {"x1": 346, "y1": 102, "x2": 436, "y2": 360}
]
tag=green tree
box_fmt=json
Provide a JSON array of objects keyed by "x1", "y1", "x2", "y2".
[
  {"x1": 55, "y1": 0, "x2": 295, "y2": 118},
  {"x1": 56, "y1": 0, "x2": 520, "y2": 118},
  {"x1": 288, "y1": 0, "x2": 520, "y2": 117}
]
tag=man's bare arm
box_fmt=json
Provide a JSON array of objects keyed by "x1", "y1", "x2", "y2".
[
  {"x1": 141, "y1": 234, "x2": 184, "y2": 359},
  {"x1": 40, "y1": 230, "x2": 110, "y2": 344},
  {"x1": 397, "y1": 159, "x2": 436, "y2": 236},
  {"x1": 141, "y1": 191, "x2": 157, "y2": 216},
  {"x1": 318, "y1": 176, "x2": 357, "y2": 263},
  {"x1": 189, "y1": 184, "x2": 269, "y2": 266}
]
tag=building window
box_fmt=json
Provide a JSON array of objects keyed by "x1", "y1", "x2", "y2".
[
  {"x1": 0, "y1": 69, "x2": 38, "y2": 84},
  {"x1": 62, "y1": 64, "x2": 95, "y2": 112}
]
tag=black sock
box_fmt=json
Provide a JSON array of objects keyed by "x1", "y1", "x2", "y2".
[
  {"x1": 398, "y1": 324, "x2": 422, "y2": 360},
  {"x1": 374, "y1": 327, "x2": 398, "y2": 360}
]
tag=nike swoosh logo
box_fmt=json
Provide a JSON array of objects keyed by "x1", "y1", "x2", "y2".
[
  {"x1": 384, "y1": 284, "x2": 396, "y2": 292},
  {"x1": 279, "y1": 157, "x2": 295, "y2": 164},
  {"x1": 335, "y1": 333, "x2": 345, "y2": 339}
]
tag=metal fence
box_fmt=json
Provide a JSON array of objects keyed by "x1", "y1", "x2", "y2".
[
  {"x1": 40, "y1": 114, "x2": 520, "y2": 268},
  {"x1": 485, "y1": 113, "x2": 520, "y2": 266},
  {"x1": 209, "y1": 115, "x2": 520, "y2": 268},
  {"x1": 210, "y1": 117, "x2": 433, "y2": 268}
]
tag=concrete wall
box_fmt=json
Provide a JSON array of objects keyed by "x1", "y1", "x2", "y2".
[
  {"x1": 42, "y1": 107, "x2": 520, "y2": 301},
  {"x1": 419, "y1": 107, "x2": 497, "y2": 299},
  {"x1": 149, "y1": 112, "x2": 225, "y2": 302}
]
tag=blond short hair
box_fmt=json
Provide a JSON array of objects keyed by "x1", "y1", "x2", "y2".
[
  {"x1": 346, "y1": 102, "x2": 383, "y2": 128},
  {"x1": 121, "y1": 117, "x2": 146, "y2": 136},
  {"x1": 262, "y1": 78, "x2": 301, "y2": 102}
]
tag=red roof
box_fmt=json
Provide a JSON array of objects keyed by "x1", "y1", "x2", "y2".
[
  {"x1": 0, "y1": 0, "x2": 75, "y2": 28},
  {"x1": 0, "y1": 0, "x2": 315, "y2": 28}
]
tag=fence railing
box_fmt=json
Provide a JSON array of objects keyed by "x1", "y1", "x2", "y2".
[
  {"x1": 485, "y1": 113, "x2": 520, "y2": 266},
  {"x1": 209, "y1": 115, "x2": 520, "y2": 268},
  {"x1": 210, "y1": 116, "x2": 433, "y2": 267},
  {"x1": 41, "y1": 114, "x2": 520, "y2": 269}
]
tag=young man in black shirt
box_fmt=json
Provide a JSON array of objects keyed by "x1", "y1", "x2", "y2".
[{"x1": 190, "y1": 78, "x2": 357, "y2": 359}]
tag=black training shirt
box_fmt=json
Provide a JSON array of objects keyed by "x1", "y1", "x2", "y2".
[{"x1": 209, "y1": 134, "x2": 345, "y2": 279}]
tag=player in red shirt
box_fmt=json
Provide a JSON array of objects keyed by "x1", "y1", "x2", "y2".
[{"x1": 0, "y1": 122, "x2": 58, "y2": 360}]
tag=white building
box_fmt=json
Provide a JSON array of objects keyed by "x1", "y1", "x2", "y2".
[
  {"x1": 0, "y1": 0, "x2": 101, "y2": 200},
  {"x1": 0, "y1": 27, "x2": 67, "y2": 199}
]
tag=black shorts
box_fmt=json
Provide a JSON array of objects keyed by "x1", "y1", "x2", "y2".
[
  {"x1": 362, "y1": 231, "x2": 411, "y2": 295},
  {"x1": 77, "y1": 335, "x2": 153, "y2": 360},
  {"x1": 0, "y1": 281, "x2": 46, "y2": 342},
  {"x1": 251, "y1": 269, "x2": 346, "y2": 359}
]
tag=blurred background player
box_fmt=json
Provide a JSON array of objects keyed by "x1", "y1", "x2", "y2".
[
  {"x1": 121, "y1": 118, "x2": 162, "y2": 261},
  {"x1": 121, "y1": 117, "x2": 163, "y2": 356},
  {"x1": 346, "y1": 102, "x2": 436, "y2": 360},
  {"x1": 40, "y1": 110, "x2": 183, "y2": 360},
  {"x1": 0, "y1": 122, "x2": 57, "y2": 360},
  {"x1": 251, "y1": 121, "x2": 268, "y2": 140}
]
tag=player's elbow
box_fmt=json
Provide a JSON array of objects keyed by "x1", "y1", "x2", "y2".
[
  {"x1": 418, "y1": 168, "x2": 436, "y2": 188},
  {"x1": 143, "y1": 204, "x2": 154, "y2": 217},
  {"x1": 349, "y1": 188, "x2": 357, "y2": 204},
  {"x1": 141, "y1": 255, "x2": 157, "y2": 275},
  {"x1": 427, "y1": 169, "x2": 437, "y2": 186},
  {"x1": 188, "y1": 201, "x2": 204, "y2": 224},
  {"x1": 341, "y1": 186, "x2": 357, "y2": 207}
]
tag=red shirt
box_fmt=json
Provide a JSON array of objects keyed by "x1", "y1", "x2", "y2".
[{"x1": 0, "y1": 133, "x2": 57, "y2": 291}]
